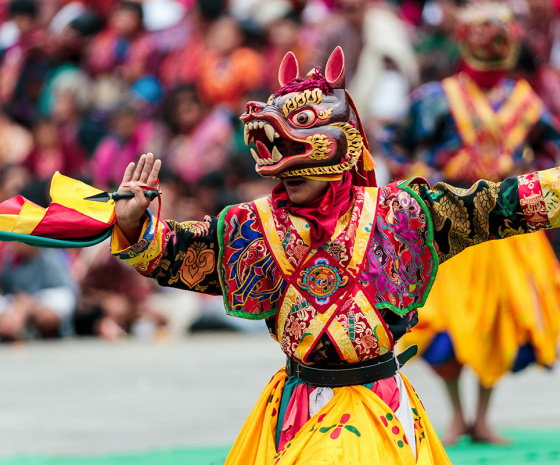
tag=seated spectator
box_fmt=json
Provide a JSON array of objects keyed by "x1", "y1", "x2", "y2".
[
  {"x1": 162, "y1": 85, "x2": 234, "y2": 186},
  {"x1": 158, "y1": 0, "x2": 224, "y2": 90},
  {"x1": 129, "y1": 74, "x2": 165, "y2": 119},
  {"x1": 0, "y1": 163, "x2": 30, "y2": 202},
  {"x1": 74, "y1": 244, "x2": 165, "y2": 341},
  {"x1": 92, "y1": 103, "x2": 163, "y2": 189},
  {"x1": 21, "y1": 116, "x2": 88, "y2": 180},
  {"x1": 261, "y1": 9, "x2": 309, "y2": 93},
  {"x1": 0, "y1": 106, "x2": 33, "y2": 168},
  {"x1": 414, "y1": 0, "x2": 459, "y2": 83},
  {"x1": 39, "y1": 67, "x2": 93, "y2": 165},
  {"x1": 196, "y1": 15, "x2": 263, "y2": 109},
  {"x1": 39, "y1": 8, "x2": 101, "y2": 119},
  {"x1": 0, "y1": 0, "x2": 48, "y2": 125},
  {"x1": 85, "y1": 1, "x2": 153, "y2": 83},
  {"x1": 158, "y1": 10, "x2": 209, "y2": 89},
  {"x1": 41, "y1": 11, "x2": 106, "y2": 159},
  {"x1": 0, "y1": 241, "x2": 77, "y2": 340}
]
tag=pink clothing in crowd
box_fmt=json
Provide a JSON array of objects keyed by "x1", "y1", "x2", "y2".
[
  {"x1": 93, "y1": 120, "x2": 157, "y2": 187},
  {"x1": 166, "y1": 107, "x2": 233, "y2": 184}
]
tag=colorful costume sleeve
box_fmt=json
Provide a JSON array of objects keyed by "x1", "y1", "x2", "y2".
[
  {"x1": 410, "y1": 167, "x2": 560, "y2": 263},
  {"x1": 110, "y1": 210, "x2": 222, "y2": 295}
]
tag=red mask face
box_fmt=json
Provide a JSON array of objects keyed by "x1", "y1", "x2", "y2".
[
  {"x1": 240, "y1": 48, "x2": 366, "y2": 179},
  {"x1": 457, "y1": 3, "x2": 519, "y2": 71}
]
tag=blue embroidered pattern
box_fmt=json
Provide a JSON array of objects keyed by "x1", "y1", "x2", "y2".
[{"x1": 226, "y1": 215, "x2": 285, "y2": 312}]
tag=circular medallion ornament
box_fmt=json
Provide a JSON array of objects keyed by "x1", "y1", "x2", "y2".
[{"x1": 298, "y1": 258, "x2": 348, "y2": 303}]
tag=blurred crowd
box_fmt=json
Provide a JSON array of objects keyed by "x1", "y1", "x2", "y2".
[{"x1": 0, "y1": 0, "x2": 559, "y2": 341}]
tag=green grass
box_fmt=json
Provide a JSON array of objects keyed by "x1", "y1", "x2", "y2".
[
  {"x1": 0, "y1": 429, "x2": 558, "y2": 464},
  {"x1": 445, "y1": 429, "x2": 560, "y2": 464},
  {"x1": 0, "y1": 447, "x2": 230, "y2": 465}
]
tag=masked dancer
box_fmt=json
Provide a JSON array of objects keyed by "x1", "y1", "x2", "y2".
[{"x1": 383, "y1": 2, "x2": 560, "y2": 445}]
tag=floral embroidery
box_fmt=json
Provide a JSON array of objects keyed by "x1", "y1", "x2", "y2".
[
  {"x1": 360, "y1": 183, "x2": 435, "y2": 315},
  {"x1": 536, "y1": 167, "x2": 560, "y2": 228},
  {"x1": 412, "y1": 407, "x2": 426, "y2": 446},
  {"x1": 379, "y1": 412, "x2": 410, "y2": 449},
  {"x1": 319, "y1": 413, "x2": 361, "y2": 439},
  {"x1": 335, "y1": 309, "x2": 389, "y2": 358},
  {"x1": 281, "y1": 294, "x2": 318, "y2": 356},
  {"x1": 288, "y1": 320, "x2": 305, "y2": 341},
  {"x1": 326, "y1": 239, "x2": 349, "y2": 263},
  {"x1": 124, "y1": 215, "x2": 222, "y2": 295}
]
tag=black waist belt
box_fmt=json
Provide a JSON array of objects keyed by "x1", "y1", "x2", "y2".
[{"x1": 285, "y1": 345, "x2": 418, "y2": 388}]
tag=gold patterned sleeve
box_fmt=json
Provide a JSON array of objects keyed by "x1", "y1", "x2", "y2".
[
  {"x1": 111, "y1": 209, "x2": 222, "y2": 295},
  {"x1": 410, "y1": 167, "x2": 560, "y2": 264}
]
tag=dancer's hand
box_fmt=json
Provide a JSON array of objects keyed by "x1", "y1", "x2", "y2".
[{"x1": 115, "y1": 152, "x2": 161, "y2": 243}]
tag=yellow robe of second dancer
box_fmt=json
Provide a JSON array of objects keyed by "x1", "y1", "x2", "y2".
[
  {"x1": 403, "y1": 232, "x2": 560, "y2": 387},
  {"x1": 391, "y1": 73, "x2": 560, "y2": 388}
]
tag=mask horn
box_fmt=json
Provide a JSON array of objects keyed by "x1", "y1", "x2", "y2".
[
  {"x1": 325, "y1": 46, "x2": 345, "y2": 89},
  {"x1": 278, "y1": 51, "x2": 299, "y2": 87}
]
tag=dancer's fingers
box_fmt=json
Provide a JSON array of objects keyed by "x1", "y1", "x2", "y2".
[
  {"x1": 147, "y1": 158, "x2": 162, "y2": 187},
  {"x1": 133, "y1": 154, "x2": 147, "y2": 181},
  {"x1": 139, "y1": 153, "x2": 154, "y2": 184},
  {"x1": 129, "y1": 181, "x2": 148, "y2": 207},
  {"x1": 121, "y1": 161, "x2": 136, "y2": 186}
]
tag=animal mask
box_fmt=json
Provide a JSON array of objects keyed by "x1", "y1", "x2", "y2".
[
  {"x1": 456, "y1": 2, "x2": 520, "y2": 71},
  {"x1": 240, "y1": 47, "x2": 374, "y2": 180}
]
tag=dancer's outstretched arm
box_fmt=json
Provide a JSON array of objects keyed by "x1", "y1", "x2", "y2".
[
  {"x1": 409, "y1": 167, "x2": 560, "y2": 264},
  {"x1": 112, "y1": 153, "x2": 222, "y2": 295}
]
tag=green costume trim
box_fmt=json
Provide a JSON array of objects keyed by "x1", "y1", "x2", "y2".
[
  {"x1": 275, "y1": 376, "x2": 305, "y2": 449},
  {"x1": 217, "y1": 206, "x2": 232, "y2": 313},
  {"x1": 0, "y1": 228, "x2": 113, "y2": 249},
  {"x1": 373, "y1": 179, "x2": 439, "y2": 316},
  {"x1": 217, "y1": 205, "x2": 277, "y2": 320}
]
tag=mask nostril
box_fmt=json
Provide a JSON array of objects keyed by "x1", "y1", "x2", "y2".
[{"x1": 246, "y1": 103, "x2": 263, "y2": 114}]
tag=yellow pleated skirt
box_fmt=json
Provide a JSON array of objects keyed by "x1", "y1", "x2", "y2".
[
  {"x1": 225, "y1": 369, "x2": 451, "y2": 465},
  {"x1": 401, "y1": 232, "x2": 560, "y2": 387}
]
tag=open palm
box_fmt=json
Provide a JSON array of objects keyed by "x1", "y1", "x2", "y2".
[{"x1": 115, "y1": 153, "x2": 161, "y2": 242}]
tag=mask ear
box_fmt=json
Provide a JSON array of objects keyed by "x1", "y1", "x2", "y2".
[
  {"x1": 278, "y1": 51, "x2": 299, "y2": 87},
  {"x1": 325, "y1": 46, "x2": 345, "y2": 89}
]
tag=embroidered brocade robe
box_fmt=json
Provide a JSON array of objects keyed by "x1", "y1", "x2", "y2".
[
  {"x1": 112, "y1": 168, "x2": 560, "y2": 364},
  {"x1": 380, "y1": 73, "x2": 560, "y2": 185}
]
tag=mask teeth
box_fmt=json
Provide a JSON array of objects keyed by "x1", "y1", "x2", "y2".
[
  {"x1": 250, "y1": 148, "x2": 260, "y2": 164},
  {"x1": 271, "y1": 146, "x2": 282, "y2": 162},
  {"x1": 264, "y1": 124, "x2": 275, "y2": 142},
  {"x1": 244, "y1": 119, "x2": 285, "y2": 166},
  {"x1": 244, "y1": 120, "x2": 280, "y2": 146},
  {"x1": 250, "y1": 141, "x2": 285, "y2": 167}
]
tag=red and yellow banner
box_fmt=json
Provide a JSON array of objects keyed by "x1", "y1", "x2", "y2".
[{"x1": 0, "y1": 172, "x2": 115, "y2": 240}]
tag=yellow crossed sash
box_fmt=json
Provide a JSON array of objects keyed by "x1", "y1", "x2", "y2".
[
  {"x1": 442, "y1": 73, "x2": 543, "y2": 181},
  {"x1": 253, "y1": 188, "x2": 391, "y2": 363}
]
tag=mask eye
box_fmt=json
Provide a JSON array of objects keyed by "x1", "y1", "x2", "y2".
[{"x1": 291, "y1": 109, "x2": 316, "y2": 127}]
